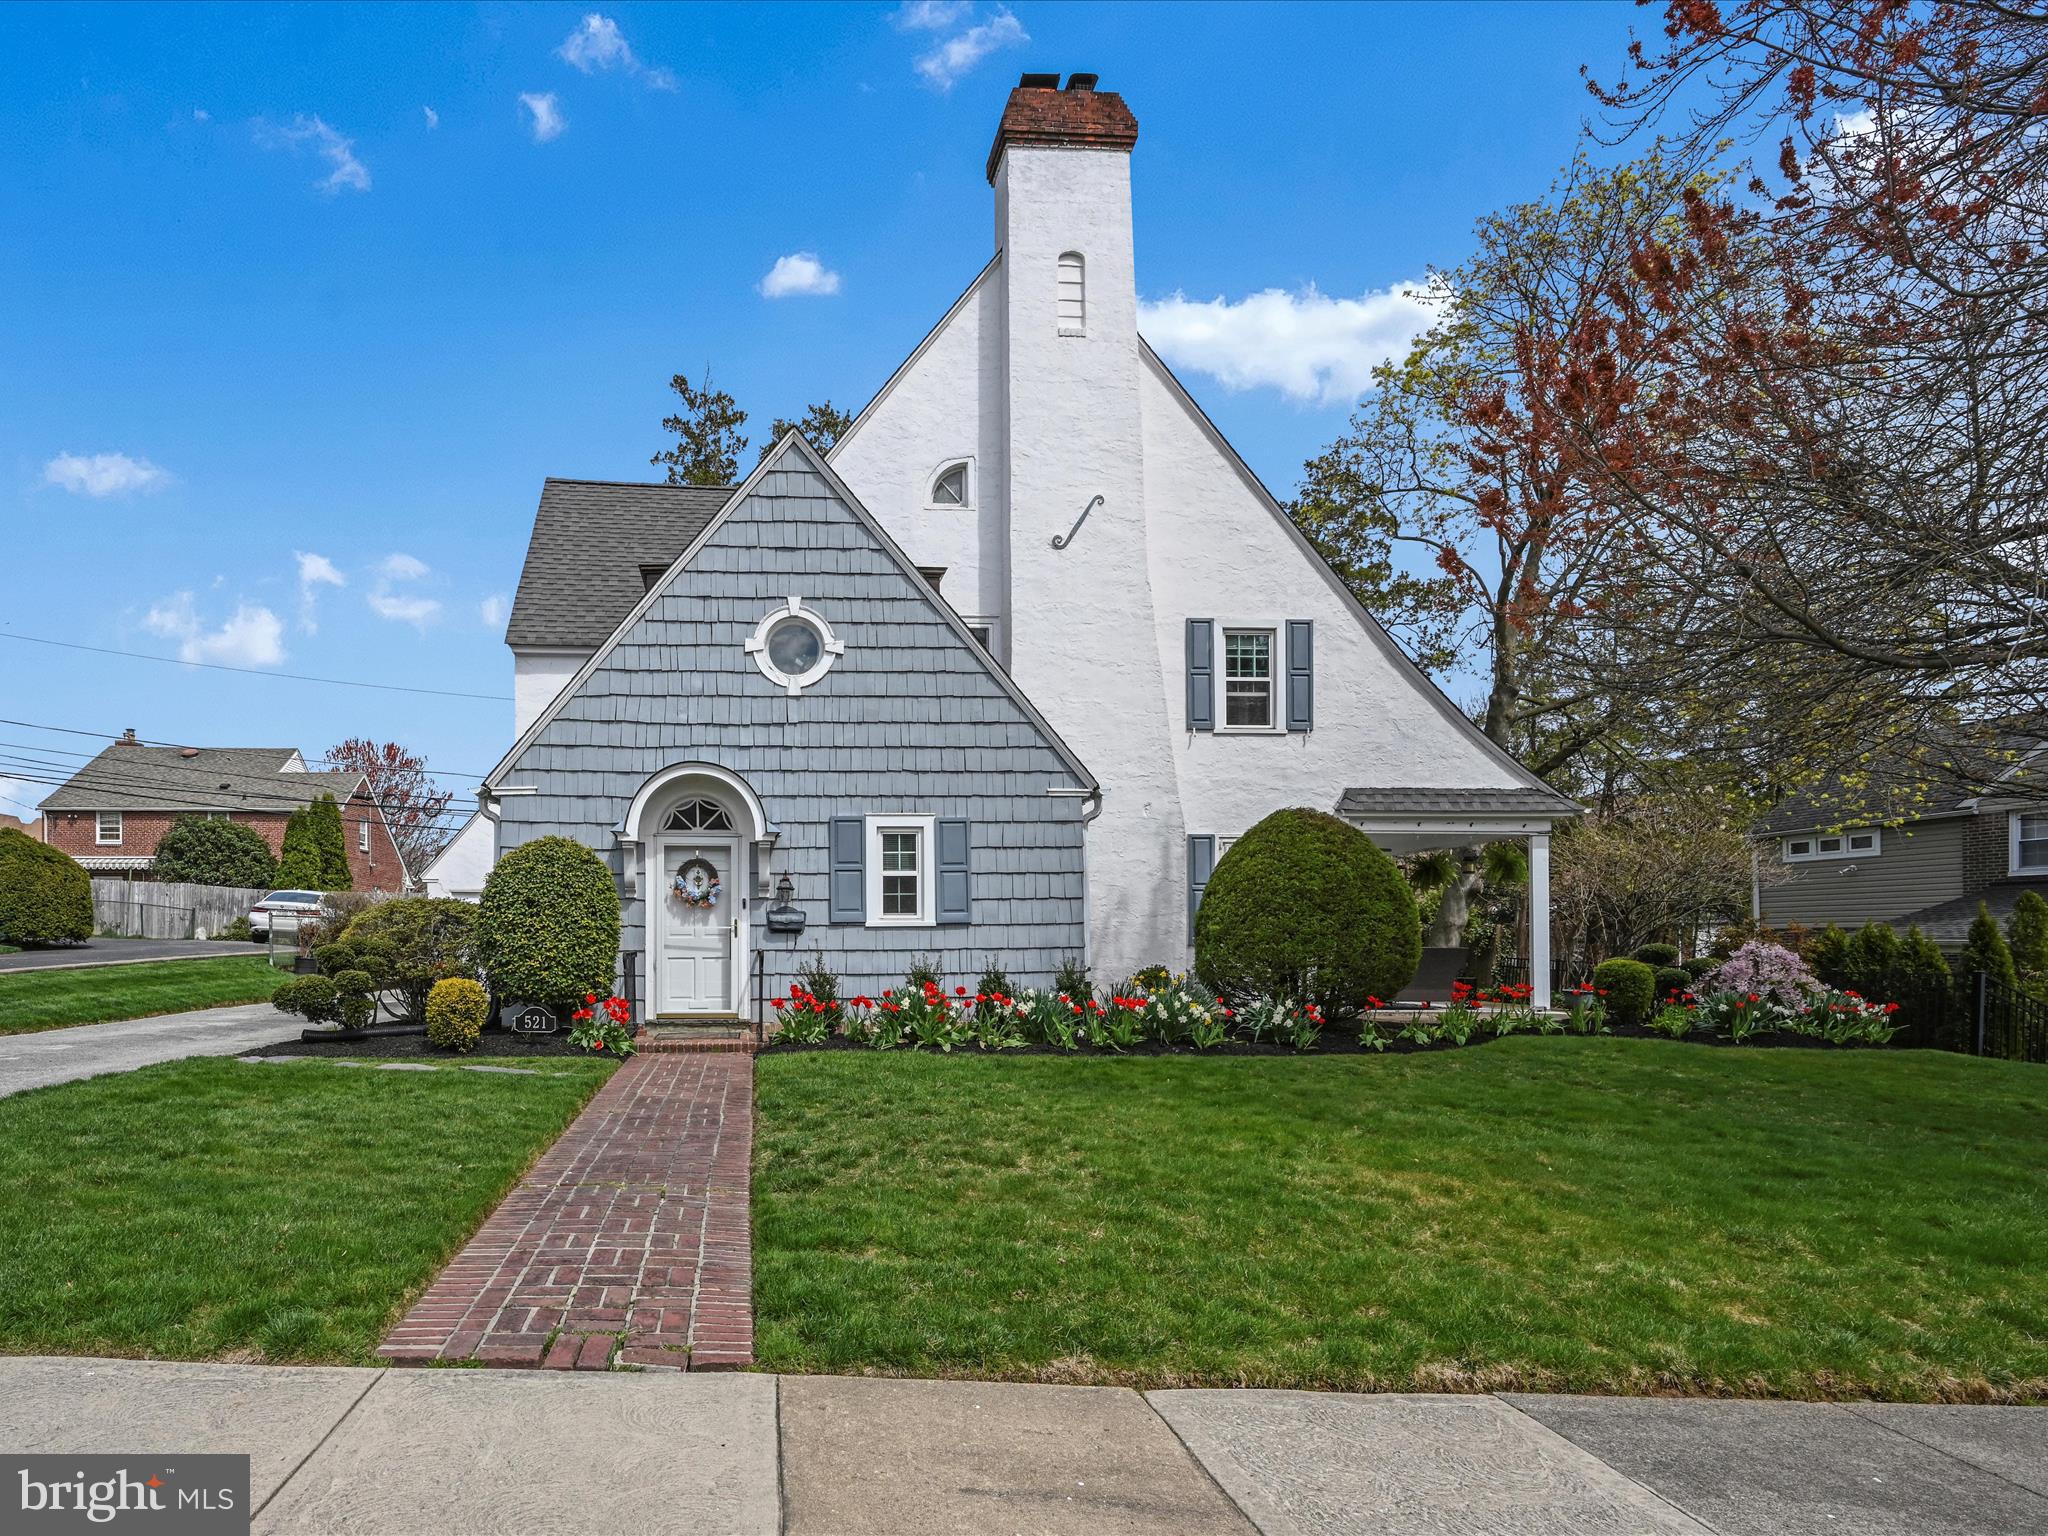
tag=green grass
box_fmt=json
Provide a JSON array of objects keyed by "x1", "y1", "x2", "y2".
[
  {"x1": 0, "y1": 1054, "x2": 614, "y2": 1363},
  {"x1": 0, "y1": 957, "x2": 284, "y2": 1034},
  {"x1": 755, "y1": 1039, "x2": 2048, "y2": 1401}
]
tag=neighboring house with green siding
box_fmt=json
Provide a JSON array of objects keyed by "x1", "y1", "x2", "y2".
[{"x1": 1755, "y1": 749, "x2": 2047, "y2": 948}]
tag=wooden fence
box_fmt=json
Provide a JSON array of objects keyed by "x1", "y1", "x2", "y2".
[{"x1": 91, "y1": 878, "x2": 266, "y2": 940}]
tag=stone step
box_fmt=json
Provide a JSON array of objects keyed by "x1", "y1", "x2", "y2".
[{"x1": 635, "y1": 1023, "x2": 757, "y2": 1055}]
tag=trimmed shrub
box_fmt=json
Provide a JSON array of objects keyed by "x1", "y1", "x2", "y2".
[
  {"x1": 1631, "y1": 942, "x2": 1680, "y2": 969},
  {"x1": 476, "y1": 835, "x2": 620, "y2": 1005},
  {"x1": 332, "y1": 970, "x2": 376, "y2": 1032},
  {"x1": 0, "y1": 828, "x2": 92, "y2": 947},
  {"x1": 1680, "y1": 956, "x2": 1718, "y2": 981},
  {"x1": 1194, "y1": 807, "x2": 1422, "y2": 1018},
  {"x1": 1653, "y1": 965, "x2": 1690, "y2": 1001},
  {"x1": 341, "y1": 897, "x2": 476, "y2": 1021},
  {"x1": 1591, "y1": 957, "x2": 1657, "y2": 1027},
  {"x1": 425, "y1": 977, "x2": 489, "y2": 1053},
  {"x1": 273, "y1": 974, "x2": 339, "y2": 1026},
  {"x1": 150, "y1": 816, "x2": 277, "y2": 889}
]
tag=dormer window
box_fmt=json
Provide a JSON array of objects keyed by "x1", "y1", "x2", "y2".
[
  {"x1": 1057, "y1": 252, "x2": 1085, "y2": 334},
  {"x1": 929, "y1": 461, "x2": 970, "y2": 508}
]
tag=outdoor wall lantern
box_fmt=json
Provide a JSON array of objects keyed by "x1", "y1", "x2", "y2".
[{"x1": 766, "y1": 872, "x2": 807, "y2": 940}]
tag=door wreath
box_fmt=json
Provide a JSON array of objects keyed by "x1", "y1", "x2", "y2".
[{"x1": 671, "y1": 857, "x2": 722, "y2": 908}]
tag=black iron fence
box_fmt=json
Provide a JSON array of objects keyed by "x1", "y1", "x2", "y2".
[{"x1": 1974, "y1": 972, "x2": 2048, "y2": 1065}]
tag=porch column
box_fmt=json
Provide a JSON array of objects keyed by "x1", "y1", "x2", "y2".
[{"x1": 1528, "y1": 831, "x2": 1552, "y2": 1010}]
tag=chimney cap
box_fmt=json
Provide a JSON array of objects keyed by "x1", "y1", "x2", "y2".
[
  {"x1": 117, "y1": 728, "x2": 139, "y2": 745},
  {"x1": 986, "y1": 72, "x2": 1137, "y2": 184}
]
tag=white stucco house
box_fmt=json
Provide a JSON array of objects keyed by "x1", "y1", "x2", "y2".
[{"x1": 423, "y1": 71, "x2": 1577, "y2": 1015}]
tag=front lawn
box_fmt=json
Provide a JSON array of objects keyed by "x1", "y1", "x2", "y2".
[
  {"x1": 0, "y1": 956, "x2": 284, "y2": 1034},
  {"x1": 0, "y1": 1054, "x2": 614, "y2": 1362},
  {"x1": 755, "y1": 1039, "x2": 2048, "y2": 1401}
]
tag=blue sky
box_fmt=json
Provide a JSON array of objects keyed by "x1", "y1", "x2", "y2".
[{"x1": 0, "y1": 0, "x2": 1648, "y2": 818}]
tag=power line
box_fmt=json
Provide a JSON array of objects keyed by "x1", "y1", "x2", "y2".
[
  {"x1": 0, "y1": 717, "x2": 493, "y2": 780},
  {"x1": 0, "y1": 632, "x2": 510, "y2": 703}
]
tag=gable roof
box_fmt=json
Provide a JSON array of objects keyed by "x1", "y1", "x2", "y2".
[
  {"x1": 1136, "y1": 339, "x2": 1575, "y2": 808},
  {"x1": 485, "y1": 432, "x2": 1099, "y2": 794},
  {"x1": 38, "y1": 746, "x2": 365, "y2": 814},
  {"x1": 505, "y1": 478, "x2": 736, "y2": 649}
]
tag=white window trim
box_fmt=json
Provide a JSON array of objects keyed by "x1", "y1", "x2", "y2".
[
  {"x1": 96, "y1": 811, "x2": 122, "y2": 845},
  {"x1": 864, "y1": 813, "x2": 935, "y2": 928},
  {"x1": 744, "y1": 595, "x2": 846, "y2": 697},
  {"x1": 962, "y1": 615, "x2": 1001, "y2": 660},
  {"x1": 1215, "y1": 626, "x2": 1282, "y2": 734},
  {"x1": 924, "y1": 458, "x2": 974, "y2": 512},
  {"x1": 2013, "y1": 810, "x2": 2048, "y2": 875},
  {"x1": 1782, "y1": 828, "x2": 1882, "y2": 862}
]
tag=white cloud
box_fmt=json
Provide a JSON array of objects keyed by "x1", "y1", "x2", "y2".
[
  {"x1": 1138, "y1": 281, "x2": 1439, "y2": 406},
  {"x1": 192, "y1": 108, "x2": 211, "y2": 123},
  {"x1": 423, "y1": 105, "x2": 440, "y2": 129},
  {"x1": 367, "y1": 553, "x2": 440, "y2": 628},
  {"x1": 145, "y1": 592, "x2": 288, "y2": 668},
  {"x1": 914, "y1": 7, "x2": 1026, "y2": 90},
  {"x1": 758, "y1": 252, "x2": 842, "y2": 299},
  {"x1": 377, "y1": 552, "x2": 429, "y2": 582},
  {"x1": 255, "y1": 114, "x2": 370, "y2": 194},
  {"x1": 43, "y1": 451, "x2": 169, "y2": 498},
  {"x1": 892, "y1": 1, "x2": 972, "y2": 29},
  {"x1": 479, "y1": 593, "x2": 507, "y2": 629},
  {"x1": 293, "y1": 550, "x2": 344, "y2": 633},
  {"x1": 557, "y1": 13, "x2": 676, "y2": 90},
  {"x1": 520, "y1": 92, "x2": 566, "y2": 143}
]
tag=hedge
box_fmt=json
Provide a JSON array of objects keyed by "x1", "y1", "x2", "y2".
[
  {"x1": 476, "y1": 836, "x2": 620, "y2": 1005},
  {"x1": 0, "y1": 828, "x2": 92, "y2": 946}
]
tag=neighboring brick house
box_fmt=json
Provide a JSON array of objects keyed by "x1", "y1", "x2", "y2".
[
  {"x1": 37, "y1": 733, "x2": 408, "y2": 892},
  {"x1": 1754, "y1": 744, "x2": 2046, "y2": 949}
]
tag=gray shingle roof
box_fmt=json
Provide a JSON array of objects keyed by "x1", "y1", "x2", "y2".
[
  {"x1": 1336, "y1": 785, "x2": 1582, "y2": 818},
  {"x1": 37, "y1": 746, "x2": 364, "y2": 814},
  {"x1": 505, "y1": 478, "x2": 736, "y2": 649},
  {"x1": 1888, "y1": 881, "x2": 2048, "y2": 949}
]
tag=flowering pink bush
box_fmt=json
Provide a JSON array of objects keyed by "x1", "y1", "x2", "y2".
[{"x1": 1706, "y1": 941, "x2": 1815, "y2": 1007}]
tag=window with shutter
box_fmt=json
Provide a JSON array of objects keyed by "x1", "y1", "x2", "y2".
[{"x1": 1185, "y1": 619, "x2": 1215, "y2": 732}]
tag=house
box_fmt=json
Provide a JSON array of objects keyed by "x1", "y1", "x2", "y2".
[
  {"x1": 1754, "y1": 747, "x2": 2045, "y2": 948},
  {"x1": 448, "y1": 72, "x2": 1577, "y2": 1018},
  {"x1": 36, "y1": 732, "x2": 408, "y2": 892}
]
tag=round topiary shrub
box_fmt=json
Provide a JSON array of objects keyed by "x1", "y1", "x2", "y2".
[
  {"x1": 425, "y1": 976, "x2": 489, "y2": 1053},
  {"x1": 1194, "y1": 807, "x2": 1421, "y2": 1018},
  {"x1": 476, "y1": 835, "x2": 620, "y2": 1007},
  {"x1": 1654, "y1": 965, "x2": 1691, "y2": 1002},
  {"x1": 0, "y1": 828, "x2": 92, "y2": 947},
  {"x1": 341, "y1": 897, "x2": 476, "y2": 1021},
  {"x1": 1592, "y1": 957, "x2": 1657, "y2": 1027},
  {"x1": 1681, "y1": 956, "x2": 1718, "y2": 982},
  {"x1": 273, "y1": 974, "x2": 339, "y2": 1026},
  {"x1": 1631, "y1": 942, "x2": 1680, "y2": 969},
  {"x1": 150, "y1": 816, "x2": 277, "y2": 889}
]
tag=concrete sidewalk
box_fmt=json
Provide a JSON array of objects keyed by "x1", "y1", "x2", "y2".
[
  {"x1": 2, "y1": 1357, "x2": 2041, "y2": 1535},
  {"x1": 0, "y1": 1000, "x2": 293, "y2": 1098},
  {"x1": 0, "y1": 938, "x2": 270, "y2": 972}
]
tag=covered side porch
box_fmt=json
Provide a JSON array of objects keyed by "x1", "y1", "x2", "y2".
[{"x1": 1335, "y1": 786, "x2": 1583, "y2": 1010}]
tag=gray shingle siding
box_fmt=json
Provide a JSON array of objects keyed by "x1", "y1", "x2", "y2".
[{"x1": 493, "y1": 455, "x2": 1090, "y2": 1008}]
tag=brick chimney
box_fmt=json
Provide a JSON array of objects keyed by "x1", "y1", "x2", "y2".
[
  {"x1": 985, "y1": 71, "x2": 1138, "y2": 184},
  {"x1": 116, "y1": 727, "x2": 139, "y2": 746}
]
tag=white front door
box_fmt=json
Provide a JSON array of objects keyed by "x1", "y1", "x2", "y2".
[{"x1": 656, "y1": 838, "x2": 735, "y2": 1014}]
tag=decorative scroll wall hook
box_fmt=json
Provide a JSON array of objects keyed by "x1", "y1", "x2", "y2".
[{"x1": 1051, "y1": 494, "x2": 1104, "y2": 550}]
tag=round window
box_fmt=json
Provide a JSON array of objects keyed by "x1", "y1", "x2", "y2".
[
  {"x1": 766, "y1": 616, "x2": 822, "y2": 676},
  {"x1": 745, "y1": 598, "x2": 844, "y2": 694}
]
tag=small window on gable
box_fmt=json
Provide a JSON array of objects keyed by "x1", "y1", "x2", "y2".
[
  {"x1": 917, "y1": 566, "x2": 946, "y2": 594},
  {"x1": 640, "y1": 564, "x2": 669, "y2": 593},
  {"x1": 930, "y1": 462, "x2": 969, "y2": 507},
  {"x1": 1057, "y1": 251, "x2": 1085, "y2": 334}
]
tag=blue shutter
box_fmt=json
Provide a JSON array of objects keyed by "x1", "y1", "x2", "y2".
[
  {"x1": 828, "y1": 816, "x2": 864, "y2": 924},
  {"x1": 1186, "y1": 619, "x2": 1215, "y2": 732},
  {"x1": 936, "y1": 819, "x2": 971, "y2": 925},
  {"x1": 1286, "y1": 620, "x2": 1314, "y2": 732},
  {"x1": 1187, "y1": 834, "x2": 1216, "y2": 945}
]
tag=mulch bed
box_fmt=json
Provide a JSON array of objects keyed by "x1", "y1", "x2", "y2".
[
  {"x1": 253, "y1": 1029, "x2": 616, "y2": 1060},
  {"x1": 758, "y1": 1022, "x2": 1894, "y2": 1058}
]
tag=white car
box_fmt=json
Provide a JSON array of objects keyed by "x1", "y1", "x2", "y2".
[{"x1": 247, "y1": 890, "x2": 323, "y2": 940}]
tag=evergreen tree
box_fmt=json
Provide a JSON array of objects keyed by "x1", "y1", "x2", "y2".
[
  {"x1": 1804, "y1": 924, "x2": 1851, "y2": 989},
  {"x1": 277, "y1": 806, "x2": 324, "y2": 888},
  {"x1": 1842, "y1": 922, "x2": 1901, "y2": 1002},
  {"x1": 1894, "y1": 927, "x2": 1954, "y2": 1048},
  {"x1": 2008, "y1": 890, "x2": 2048, "y2": 991},
  {"x1": 308, "y1": 793, "x2": 352, "y2": 891},
  {"x1": 1957, "y1": 903, "x2": 2019, "y2": 1054}
]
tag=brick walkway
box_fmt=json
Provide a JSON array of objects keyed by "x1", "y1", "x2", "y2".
[{"x1": 378, "y1": 1052, "x2": 754, "y2": 1371}]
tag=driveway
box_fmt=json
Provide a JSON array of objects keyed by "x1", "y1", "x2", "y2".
[
  {"x1": 0, "y1": 937, "x2": 271, "y2": 973},
  {"x1": 0, "y1": 1000, "x2": 296, "y2": 1098}
]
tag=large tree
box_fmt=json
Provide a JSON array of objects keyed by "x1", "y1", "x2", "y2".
[
  {"x1": 652, "y1": 372, "x2": 854, "y2": 484},
  {"x1": 325, "y1": 738, "x2": 454, "y2": 879},
  {"x1": 1566, "y1": 0, "x2": 2048, "y2": 819}
]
